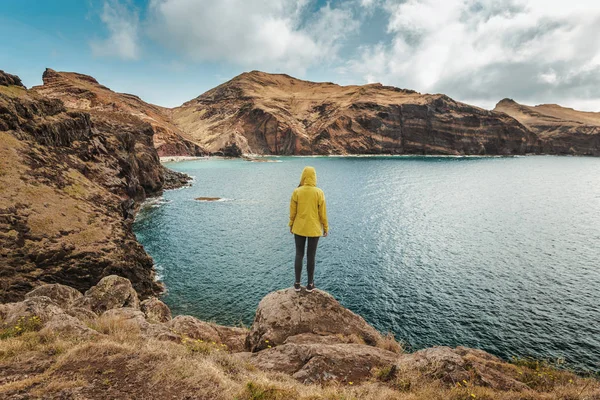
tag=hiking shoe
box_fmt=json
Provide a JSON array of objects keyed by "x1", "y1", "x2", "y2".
[
  {"x1": 306, "y1": 282, "x2": 315, "y2": 293},
  {"x1": 294, "y1": 282, "x2": 301, "y2": 292}
]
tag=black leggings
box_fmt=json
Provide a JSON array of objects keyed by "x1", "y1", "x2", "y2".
[{"x1": 294, "y1": 234, "x2": 320, "y2": 284}]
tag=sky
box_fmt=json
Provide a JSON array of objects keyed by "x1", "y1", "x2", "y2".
[{"x1": 1, "y1": 0, "x2": 599, "y2": 111}]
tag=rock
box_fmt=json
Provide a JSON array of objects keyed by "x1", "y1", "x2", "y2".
[
  {"x1": 101, "y1": 308, "x2": 149, "y2": 330},
  {"x1": 0, "y1": 70, "x2": 168, "y2": 303},
  {"x1": 494, "y1": 99, "x2": 600, "y2": 156},
  {"x1": 164, "y1": 315, "x2": 220, "y2": 343},
  {"x1": 25, "y1": 284, "x2": 83, "y2": 307},
  {"x1": 246, "y1": 288, "x2": 383, "y2": 352},
  {"x1": 0, "y1": 70, "x2": 25, "y2": 87},
  {"x1": 396, "y1": 346, "x2": 528, "y2": 391},
  {"x1": 144, "y1": 324, "x2": 181, "y2": 342},
  {"x1": 161, "y1": 166, "x2": 192, "y2": 190},
  {"x1": 65, "y1": 307, "x2": 98, "y2": 322},
  {"x1": 40, "y1": 314, "x2": 99, "y2": 338},
  {"x1": 140, "y1": 297, "x2": 172, "y2": 323},
  {"x1": 0, "y1": 296, "x2": 65, "y2": 327},
  {"x1": 32, "y1": 68, "x2": 206, "y2": 157},
  {"x1": 249, "y1": 343, "x2": 399, "y2": 384},
  {"x1": 284, "y1": 333, "x2": 354, "y2": 345},
  {"x1": 74, "y1": 275, "x2": 140, "y2": 314},
  {"x1": 172, "y1": 70, "x2": 541, "y2": 156},
  {"x1": 211, "y1": 324, "x2": 249, "y2": 352}
]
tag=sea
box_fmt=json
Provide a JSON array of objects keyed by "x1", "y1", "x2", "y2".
[{"x1": 133, "y1": 155, "x2": 600, "y2": 372}]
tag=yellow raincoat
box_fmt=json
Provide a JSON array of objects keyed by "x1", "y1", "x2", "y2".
[{"x1": 289, "y1": 166, "x2": 329, "y2": 237}]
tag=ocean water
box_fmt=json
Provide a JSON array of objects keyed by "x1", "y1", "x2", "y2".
[{"x1": 133, "y1": 156, "x2": 600, "y2": 371}]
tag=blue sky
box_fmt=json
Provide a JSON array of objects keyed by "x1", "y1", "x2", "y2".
[{"x1": 1, "y1": 0, "x2": 599, "y2": 111}]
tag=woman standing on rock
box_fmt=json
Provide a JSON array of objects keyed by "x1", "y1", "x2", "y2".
[{"x1": 289, "y1": 166, "x2": 329, "y2": 293}]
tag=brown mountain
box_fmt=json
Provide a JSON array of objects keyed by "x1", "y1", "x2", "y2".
[
  {"x1": 0, "y1": 69, "x2": 187, "y2": 302},
  {"x1": 172, "y1": 71, "x2": 540, "y2": 156},
  {"x1": 32, "y1": 68, "x2": 206, "y2": 157},
  {"x1": 494, "y1": 99, "x2": 600, "y2": 156}
]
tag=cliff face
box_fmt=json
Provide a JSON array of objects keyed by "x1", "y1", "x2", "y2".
[
  {"x1": 0, "y1": 70, "x2": 171, "y2": 302},
  {"x1": 494, "y1": 99, "x2": 600, "y2": 156},
  {"x1": 32, "y1": 69, "x2": 206, "y2": 157},
  {"x1": 172, "y1": 71, "x2": 541, "y2": 156}
]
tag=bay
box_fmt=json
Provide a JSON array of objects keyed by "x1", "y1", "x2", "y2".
[{"x1": 134, "y1": 156, "x2": 600, "y2": 371}]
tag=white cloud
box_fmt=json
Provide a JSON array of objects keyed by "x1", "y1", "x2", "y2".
[
  {"x1": 90, "y1": 0, "x2": 140, "y2": 60},
  {"x1": 345, "y1": 0, "x2": 600, "y2": 110},
  {"x1": 147, "y1": 0, "x2": 358, "y2": 74}
]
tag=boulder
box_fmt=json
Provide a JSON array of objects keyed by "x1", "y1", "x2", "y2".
[
  {"x1": 140, "y1": 297, "x2": 172, "y2": 323},
  {"x1": 396, "y1": 346, "x2": 528, "y2": 391},
  {"x1": 25, "y1": 283, "x2": 83, "y2": 307},
  {"x1": 73, "y1": 275, "x2": 139, "y2": 314},
  {"x1": 164, "y1": 315, "x2": 220, "y2": 343},
  {"x1": 249, "y1": 343, "x2": 399, "y2": 384},
  {"x1": 101, "y1": 307, "x2": 149, "y2": 331},
  {"x1": 40, "y1": 314, "x2": 99, "y2": 338},
  {"x1": 246, "y1": 288, "x2": 383, "y2": 352},
  {"x1": 211, "y1": 324, "x2": 249, "y2": 352},
  {"x1": 0, "y1": 296, "x2": 65, "y2": 327},
  {"x1": 65, "y1": 307, "x2": 98, "y2": 322}
]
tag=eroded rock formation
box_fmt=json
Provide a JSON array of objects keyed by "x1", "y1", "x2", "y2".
[
  {"x1": 494, "y1": 98, "x2": 600, "y2": 155},
  {"x1": 32, "y1": 68, "x2": 206, "y2": 157},
  {"x1": 0, "y1": 70, "x2": 185, "y2": 302},
  {"x1": 172, "y1": 71, "x2": 541, "y2": 156}
]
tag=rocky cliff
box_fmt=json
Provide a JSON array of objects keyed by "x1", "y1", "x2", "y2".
[
  {"x1": 172, "y1": 71, "x2": 541, "y2": 156},
  {"x1": 32, "y1": 68, "x2": 206, "y2": 157},
  {"x1": 494, "y1": 98, "x2": 600, "y2": 155},
  {"x1": 0, "y1": 70, "x2": 185, "y2": 303},
  {"x1": 1, "y1": 277, "x2": 597, "y2": 399}
]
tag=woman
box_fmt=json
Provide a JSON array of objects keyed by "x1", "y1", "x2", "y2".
[{"x1": 289, "y1": 166, "x2": 329, "y2": 293}]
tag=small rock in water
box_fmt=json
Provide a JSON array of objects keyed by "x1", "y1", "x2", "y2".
[{"x1": 195, "y1": 197, "x2": 221, "y2": 201}]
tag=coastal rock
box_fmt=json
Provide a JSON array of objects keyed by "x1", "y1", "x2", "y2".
[
  {"x1": 173, "y1": 70, "x2": 541, "y2": 156},
  {"x1": 74, "y1": 275, "x2": 140, "y2": 314},
  {"x1": 165, "y1": 315, "x2": 221, "y2": 343},
  {"x1": 0, "y1": 296, "x2": 65, "y2": 326},
  {"x1": 65, "y1": 307, "x2": 98, "y2": 322},
  {"x1": 249, "y1": 343, "x2": 399, "y2": 384},
  {"x1": 494, "y1": 98, "x2": 600, "y2": 156},
  {"x1": 0, "y1": 70, "x2": 25, "y2": 87},
  {"x1": 211, "y1": 324, "x2": 249, "y2": 352},
  {"x1": 396, "y1": 346, "x2": 528, "y2": 391},
  {"x1": 246, "y1": 288, "x2": 383, "y2": 352},
  {"x1": 140, "y1": 297, "x2": 172, "y2": 323},
  {"x1": 0, "y1": 70, "x2": 170, "y2": 302},
  {"x1": 40, "y1": 313, "x2": 99, "y2": 338},
  {"x1": 25, "y1": 284, "x2": 83, "y2": 307},
  {"x1": 101, "y1": 307, "x2": 148, "y2": 329},
  {"x1": 32, "y1": 68, "x2": 206, "y2": 157}
]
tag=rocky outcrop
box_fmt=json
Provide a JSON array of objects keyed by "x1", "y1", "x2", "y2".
[
  {"x1": 2, "y1": 278, "x2": 594, "y2": 397},
  {"x1": 172, "y1": 71, "x2": 541, "y2": 156},
  {"x1": 248, "y1": 342, "x2": 399, "y2": 384},
  {"x1": 32, "y1": 68, "x2": 206, "y2": 157},
  {"x1": 246, "y1": 288, "x2": 384, "y2": 352},
  {"x1": 494, "y1": 98, "x2": 600, "y2": 155},
  {"x1": 141, "y1": 297, "x2": 172, "y2": 323},
  {"x1": 24, "y1": 283, "x2": 83, "y2": 306},
  {"x1": 73, "y1": 275, "x2": 140, "y2": 314},
  {"x1": 0, "y1": 70, "x2": 25, "y2": 87},
  {"x1": 0, "y1": 70, "x2": 186, "y2": 302}
]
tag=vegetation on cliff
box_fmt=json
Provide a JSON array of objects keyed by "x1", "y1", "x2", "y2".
[{"x1": 0, "y1": 69, "x2": 188, "y2": 302}]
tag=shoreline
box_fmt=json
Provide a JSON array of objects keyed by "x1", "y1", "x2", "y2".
[{"x1": 160, "y1": 153, "x2": 594, "y2": 163}]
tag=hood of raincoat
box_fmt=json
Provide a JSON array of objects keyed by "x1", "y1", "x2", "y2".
[{"x1": 299, "y1": 166, "x2": 317, "y2": 186}]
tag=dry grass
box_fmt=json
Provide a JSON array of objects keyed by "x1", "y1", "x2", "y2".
[{"x1": 0, "y1": 317, "x2": 598, "y2": 400}]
